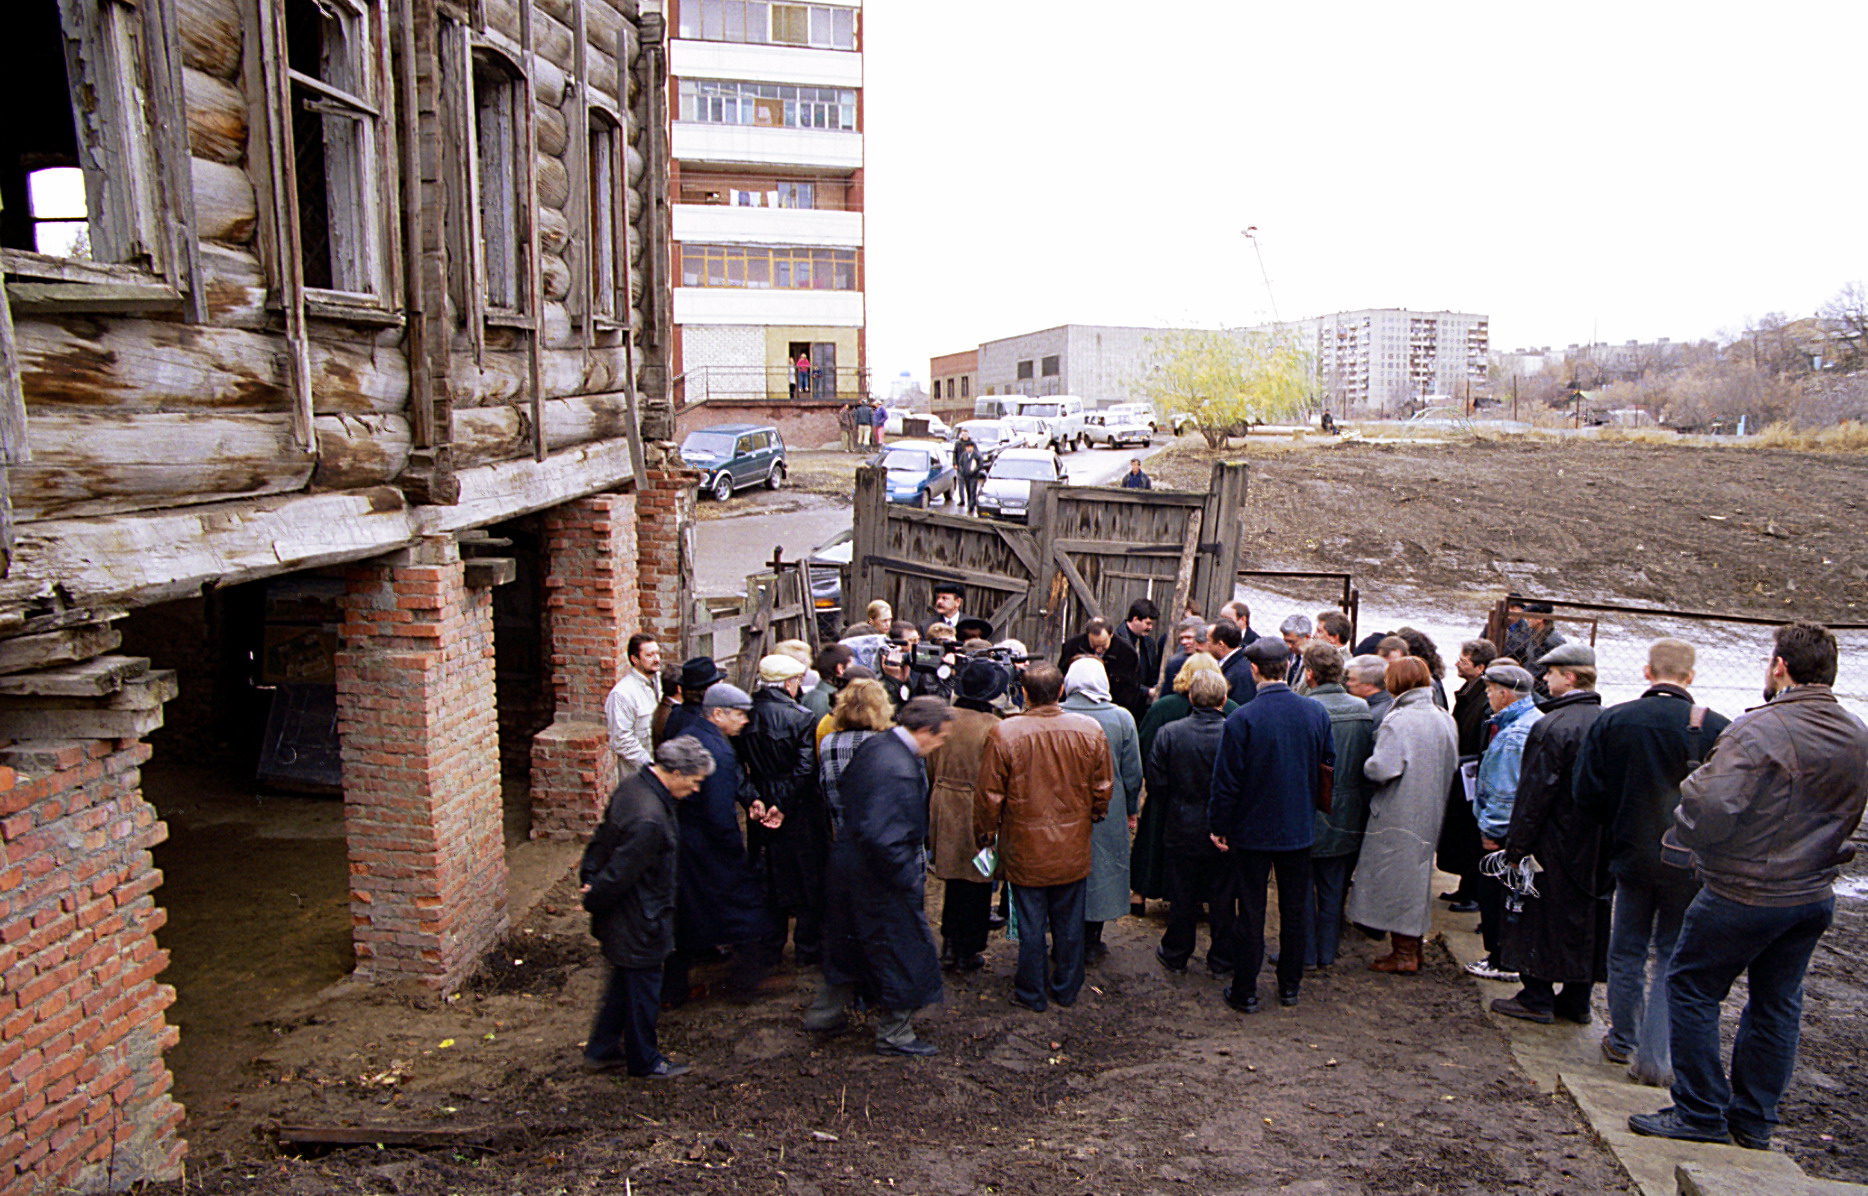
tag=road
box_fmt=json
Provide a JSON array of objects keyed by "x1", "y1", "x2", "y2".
[{"x1": 692, "y1": 440, "x2": 1169, "y2": 596}]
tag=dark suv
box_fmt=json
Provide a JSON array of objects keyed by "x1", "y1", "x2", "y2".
[{"x1": 679, "y1": 423, "x2": 787, "y2": 501}]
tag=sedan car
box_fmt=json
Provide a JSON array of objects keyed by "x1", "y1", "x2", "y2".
[
  {"x1": 883, "y1": 409, "x2": 952, "y2": 440},
  {"x1": 976, "y1": 447, "x2": 1066, "y2": 522},
  {"x1": 1083, "y1": 411, "x2": 1152, "y2": 448},
  {"x1": 877, "y1": 439, "x2": 957, "y2": 507}
]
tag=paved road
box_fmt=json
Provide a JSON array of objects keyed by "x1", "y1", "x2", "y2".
[{"x1": 692, "y1": 440, "x2": 1170, "y2": 596}]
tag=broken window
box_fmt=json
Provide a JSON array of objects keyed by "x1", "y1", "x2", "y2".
[
  {"x1": 281, "y1": 0, "x2": 386, "y2": 297},
  {"x1": 588, "y1": 109, "x2": 621, "y2": 322},
  {"x1": 472, "y1": 50, "x2": 524, "y2": 313},
  {"x1": 0, "y1": 0, "x2": 166, "y2": 270}
]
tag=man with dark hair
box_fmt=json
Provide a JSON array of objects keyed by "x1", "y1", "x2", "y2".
[
  {"x1": 1575, "y1": 638, "x2": 1730, "y2": 1087},
  {"x1": 803, "y1": 643, "x2": 855, "y2": 722},
  {"x1": 1121, "y1": 458, "x2": 1152, "y2": 489},
  {"x1": 1314, "y1": 610, "x2": 1353, "y2": 648},
  {"x1": 954, "y1": 430, "x2": 984, "y2": 513},
  {"x1": 1061, "y1": 616, "x2": 1144, "y2": 721},
  {"x1": 975, "y1": 662, "x2": 1114, "y2": 1012},
  {"x1": 1209, "y1": 618, "x2": 1255, "y2": 706},
  {"x1": 1630, "y1": 623, "x2": 1868, "y2": 1149},
  {"x1": 810, "y1": 697, "x2": 956, "y2": 1055},
  {"x1": 1437, "y1": 638, "x2": 1498, "y2": 912},
  {"x1": 1301, "y1": 642, "x2": 1374, "y2": 968},
  {"x1": 579, "y1": 736, "x2": 715, "y2": 1078},
  {"x1": 606, "y1": 633, "x2": 664, "y2": 773},
  {"x1": 1116, "y1": 598, "x2": 1165, "y2": 703},
  {"x1": 1207, "y1": 637, "x2": 1334, "y2": 1012}
]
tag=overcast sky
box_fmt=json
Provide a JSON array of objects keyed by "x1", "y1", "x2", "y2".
[{"x1": 860, "y1": 2, "x2": 1868, "y2": 387}]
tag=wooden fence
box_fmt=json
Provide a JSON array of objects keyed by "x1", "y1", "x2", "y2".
[{"x1": 682, "y1": 551, "x2": 819, "y2": 689}]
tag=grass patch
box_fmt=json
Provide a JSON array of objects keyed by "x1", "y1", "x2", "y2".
[{"x1": 1754, "y1": 420, "x2": 1868, "y2": 453}]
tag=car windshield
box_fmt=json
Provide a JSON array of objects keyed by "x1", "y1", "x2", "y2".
[
  {"x1": 1008, "y1": 416, "x2": 1044, "y2": 433},
  {"x1": 1019, "y1": 404, "x2": 1063, "y2": 418},
  {"x1": 882, "y1": 449, "x2": 932, "y2": 472},
  {"x1": 990, "y1": 458, "x2": 1055, "y2": 481},
  {"x1": 682, "y1": 432, "x2": 737, "y2": 456}
]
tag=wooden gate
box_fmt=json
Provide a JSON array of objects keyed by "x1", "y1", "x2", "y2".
[{"x1": 847, "y1": 462, "x2": 1249, "y2": 657}]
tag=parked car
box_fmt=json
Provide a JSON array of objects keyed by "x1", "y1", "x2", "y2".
[
  {"x1": 806, "y1": 528, "x2": 853, "y2": 639},
  {"x1": 883, "y1": 408, "x2": 951, "y2": 440},
  {"x1": 1004, "y1": 415, "x2": 1051, "y2": 449},
  {"x1": 1105, "y1": 401, "x2": 1161, "y2": 432},
  {"x1": 680, "y1": 423, "x2": 787, "y2": 500},
  {"x1": 877, "y1": 439, "x2": 957, "y2": 507},
  {"x1": 976, "y1": 447, "x2": 1067, "y2": 522},
  {"x1": 1010, "y1": 395, "x2": 1087, "y2": 452},
  {"x1": 954, "y1": 419, "x2": 1030, "y2": 463},
  {"x1": 1083, "y1": 411, "x2": 1152, "y2": 449}
]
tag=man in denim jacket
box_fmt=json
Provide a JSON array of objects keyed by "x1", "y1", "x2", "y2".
[{"x1": 1466, "y1": 663, "x2": 1542, "y2": 981}]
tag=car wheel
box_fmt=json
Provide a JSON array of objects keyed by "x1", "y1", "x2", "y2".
[
  {"x1": 766, "y1": 463, "x2": 785, "y2": 490},
  {"x1": 1143, "y1": 438, "x2": 1152, "y2": 448},
  {"x1": 712, "y1": 473, "x2": 734, "y2": 502}
]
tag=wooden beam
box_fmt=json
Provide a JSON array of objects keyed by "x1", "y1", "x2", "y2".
[
  {"x1": 0, "y1": 654, "x2": 149, "y2": 697},
  {"x1": 0, "y1": 274, "x2": 23, "y2": 577},
  {"x1": 520, "y1": 0, "x2": 546, "y2": 463},
  {"x1": 0, "y1": 624, "x2": 122, "y2": 675},
  {"x1": 1162, "y1": 509, "x2": 1204, "y2": 689},
  {"x1": 0, "y1": 705, "x2": 163, "y2": 740},
  {"x1": 6, "y1": 282, "x2": 185, "y2": 315},
  {"x1": 22, "y1": 669, "x2": 177, "y2": 712},
  {"x1": 983, "y1": 591, "x2": 1024, "y2": 639},
  {"x1": 144, "y1": 0, "x2": 208, "y2": 322},
  {"x1": 255, "y1": 0, "x2": 316, "y2": 453},
  {"x1": 859, "y1": 555, "x2": 1029, "y2": 596},
  {"x1": 1048, "y1": 547, "x2": 1101, "y2": 622},
  {"x1": 463, "y1": 556, "x2": 517, "y2": 588}
]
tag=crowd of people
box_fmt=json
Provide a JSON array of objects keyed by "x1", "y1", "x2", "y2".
[{"x1": 582, "y1": 593, "x2": 1868, "y2": 1154}]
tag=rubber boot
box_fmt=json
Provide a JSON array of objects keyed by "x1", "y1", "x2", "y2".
[{"x1": 1370, "y1": 933, "x2": 1422, "y2": 974}]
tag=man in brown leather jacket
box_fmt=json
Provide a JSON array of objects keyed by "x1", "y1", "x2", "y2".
[
  {"x1": 974, "y1": 662, "x2": 1113, "y2": 1011},
  {"x1": 1630, "y1": 622, "x2": 1868, "y2": 1151}
]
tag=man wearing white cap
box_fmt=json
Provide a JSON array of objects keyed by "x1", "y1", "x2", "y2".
[{"x1": 741, "y1": 654, "x2": 829, "y2": 966}]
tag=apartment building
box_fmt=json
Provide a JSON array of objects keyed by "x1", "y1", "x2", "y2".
[
  {"x1": 661, "y1": 0, "x2": 866, "y2": 417},
  {"x1": 1310, "y1": 309, "x2": 1490, "y2": 412}
]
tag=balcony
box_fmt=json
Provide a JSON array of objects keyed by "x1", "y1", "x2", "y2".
[
  {"x1": 671, "y1": 40, "x2": 864, "y2": 89},
  {"x1": 673, "y1": 123, "x2": 862, "y2": 170},
  {"x1": 674, "y1": 287, "x2": 864, "y2": 327},
  {"x1": 675, "y1": 365, "x2": 871, "y2": 409},
  {"x1": 673, "y1": 204, "x2": 863, "y2": 248}
]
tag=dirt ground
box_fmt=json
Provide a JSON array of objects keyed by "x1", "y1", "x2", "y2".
[
  {"x1": 155, "y1": 882, "x2": 1636, "y2": 1196},
  {"x1": 1144, "y1": 435, "x2": 1868, "y2": 619}
]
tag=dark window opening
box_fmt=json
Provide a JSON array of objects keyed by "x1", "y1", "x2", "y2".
[{"x1": 0, "y1": 4, "x2": 89, "y2": 256}]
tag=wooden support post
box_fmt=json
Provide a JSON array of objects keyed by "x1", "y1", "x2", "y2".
[
  {"x1": 0, "y1": 276, "x2": 25, "y2": 576},
  {"x1": 255, "y1": 0, "x2": 316, "y2": 453},
  {"x1": 1196, "y1": 461, "x2": 1250, "y2": 619},
  {"x1": 613, "y1": 27, "x2": 646, "y2": 488},
  {"x1": 1161, "y1": 508, "x2": 1204, "y2": 690},
  {"x1": 848, "y1": 465, "x2": 885, "y2": 629},
  {"x1": 519, "y1": 0, "x2": 545, "y2": 462}
]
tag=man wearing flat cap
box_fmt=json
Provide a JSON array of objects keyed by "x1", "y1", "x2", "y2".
[
  {"x1": 1492, "y1": 642, "x2": 1610, "y2": 1025},
  {"x1": 741, "y1": 655, "x2": 828, "y2": 966},
  {"x1": 1206, "y1": 635, "x2": 1335, "y2": 1014},
  {"x1": 1465, "y1": 662, "x2": 1543, "y2": 982}
]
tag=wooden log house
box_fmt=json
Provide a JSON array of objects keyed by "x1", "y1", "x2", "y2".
[{"x1": 0, "y1": 2, "x2": 696, "y2": 1190}]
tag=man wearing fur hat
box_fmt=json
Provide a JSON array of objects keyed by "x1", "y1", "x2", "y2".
[{"x1": 741, "y1": 654, "x2": 828, "y2": 966}]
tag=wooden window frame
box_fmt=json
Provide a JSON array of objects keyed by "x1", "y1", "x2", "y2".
[
  {"x1": 2, "y1": 0, "x2": 200, "y2": 316},
  {"x1": 678, "y1": 243, "x2": 856, "y2": 292},
  {"x1": 587, "y1": 106, "x2": 624, "y2": 329},
  {"x1": 470, "y1": 46, "x2": 526, "y2": 319}
]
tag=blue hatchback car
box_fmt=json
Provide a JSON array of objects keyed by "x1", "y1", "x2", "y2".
[{"x1": 876, "y1": 439, "x2": 957, "y2": 507}]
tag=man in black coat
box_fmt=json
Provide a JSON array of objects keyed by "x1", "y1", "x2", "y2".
[
  {"x1": 1211, "y1": 618, "x2": 1257, "y2": 707},
  {"x1": 1060, "y1": 616, "x2": 1145, "y2": 719},
  {"x1": 1492, "y1": 643, "x2": 1607, "y2": 1024},
  {"x1": 806, "y1": 697, "x2": 956, "y2": 1056},
  {"x1": 1114, "y1": 597, "x2": 1165, "y2": 705},
  {"x1": 741, "y1": 655, "x2": 827, "y2": 965},
  {"x1": 579, "y1": 736, "x2": 716, "y2": 1078},
  {"x1": 1574, "y1": 637, "x2": 1730, "y2": 1086},
  {"x1": 1148, "y1": 669, "x2": 1235, "y2": 977}
]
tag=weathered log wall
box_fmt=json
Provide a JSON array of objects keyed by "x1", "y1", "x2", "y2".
[{"x1": 8, "y1": 0, "x2": 660, "y2": 526}]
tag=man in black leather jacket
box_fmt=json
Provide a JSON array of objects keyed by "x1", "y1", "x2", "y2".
[{"x1": 740, "y1": 654, "x2": 828, "y2": 966}]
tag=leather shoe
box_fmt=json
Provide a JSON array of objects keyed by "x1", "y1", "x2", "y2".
[
  {"x1": 581, "y1": 1055, "x2": 629, "y2": 1074},
  {"x1": 1223, "y1": 987, "x2": 1259, "y2": 1014},
  {"x1": 1628, "y1": 1108, "x2": 1730, "y2": 1145},
  {"x1": 1730, "y1": 1125, "x2": 1772, "y2": 1151},
  {"x1": 1010, "y1": 994, "x2": 1047, "y2": 1012},
  {"x1": 1438, "y1": 890, "x2": 1462, "y2": 902},
  {"x1": 875, "y1": 1038, "x2": 938, "y2": 1058},
  {"x1": 1155, "y1": 947, "x2": 1189, "y2": 974},
  {"x1": 1600, "y1": 1038, "x2": 1632, "y2": 1065},
  {"x1": 632, "y1": 1059, "x2": 691, "y2": 1080},
  {"x1": 1447, "y1": 900, "x2": 1480, "y2": 913},
  {"x1": 1490, "y1": 996, "x2": 1555, "y2": 1024},
  {"x1": 1554, "y1": 1005, "x2": 1592, "y2": 1026},
  {"x1": 954, "y1": 952, "x2": 985, "y2": 973},
  {"x1": 1278, "y1": 988, "x2": 1300, "y2": 1008},
  {"x1": 1085, "y1": 941, "x2": 1110, "y2": 965}
]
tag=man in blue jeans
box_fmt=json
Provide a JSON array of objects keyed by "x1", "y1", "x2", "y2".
[{"x1": 1629, "y1": 622, "x2": 1868, "y2": 1149}]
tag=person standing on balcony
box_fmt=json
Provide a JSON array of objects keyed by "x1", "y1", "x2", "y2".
[{"x1": 795, "y1": 351, "x2": 812, "y2": 399}]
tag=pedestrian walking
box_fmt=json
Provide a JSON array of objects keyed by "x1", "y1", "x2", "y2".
[{"x1": 954, "y1": 431, "x2": 984, "y2": 513}]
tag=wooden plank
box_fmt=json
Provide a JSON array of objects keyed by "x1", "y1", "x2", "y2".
[
  {"x1": 20, "y1": 669, "x2": 178, "y2": 712},
  {"x1": 1197, "y1": 461, "x2": 1250, "y2": 622},
  {"x1": 1162, "y1": 509, "x2": 1204, "y2": 689},
  {"x1": 612, "y1": 24, "x2": 645, "y2": 490},
  {"x1": 396, "y1": 0, "x2": 434, "y2": 452},
  {"x1": 847, "y1": 466, "x2": 885, "y2": 629},
  {"x1": 6, "y1": 282, "x2": 185, "y2": 315},
  {"x1": 0, "y1": 624, "x2": 123, "y2": 675},
  {"x1": 0, "y1": 655, "x2": 149, "y2": 698},
  {"x1": 463, "y1": 557, "x2": 518, "y2": 588},
  {"x1": 1054, "y1": 486, "x2": 1205, "y2": 507},
  {"x1": 254, "y1": 0, "x2": 315, "y2": 452},
  {"x1": 1049, "y1": 547, "x2": 1102, "y2": 623},
  {"x1": 859, "y1": 555, "x2": 1028, "y2": 596},
  {"x1": 145, "y1": 0, "x2": 209, "y2": 321},
  {"x1": 983, "y1": 591, "x2": 1024, "y2": 641},
  {"x1": 520, "y1": 0, "x2": 546, "y2": 462},
  {"x1": 991, "y1": 523, "x2": 1045, "y2": 580},
  {"x1": 0, "y1": 705, "x2": 163, "y2": 740},
  {"x1": 735, "y1": 579, "x2": 777, "y2": 690},
  {"x1": 0, "y1": 272, "x2": 23, "y2": 576},
  {"x1": 1052, "y1": 538, "x2": 1193, "y2": 557}
]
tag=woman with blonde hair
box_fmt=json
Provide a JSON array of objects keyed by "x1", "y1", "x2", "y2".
[
  {"x1": 1131, "y1": 654, "x2": 1241, "y2": 903},
  {"x1": 818, "y1": 678, "x2": 894, "y2": 829}
]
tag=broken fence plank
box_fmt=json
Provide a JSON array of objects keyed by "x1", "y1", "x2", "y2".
[
  {"x1": 0, "y1": 623, "x2": 123, "y2": 676},
  {"x1": 0, "y1": 654, "x2": 150, "y2": 697}
]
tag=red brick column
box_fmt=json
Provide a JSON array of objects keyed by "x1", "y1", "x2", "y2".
[
  {"x1": 529, "y1": 492, "x2": 639, "y2": 840},
  {"x1": 0, "y1": 737, "x2": 185, "y2": 1192},
  {"x1": 635, "y1": 443, "x2": 697, "y2": 645},
  {"x1": 337, "y1": 537, "x2": 508, "y2": 989}
]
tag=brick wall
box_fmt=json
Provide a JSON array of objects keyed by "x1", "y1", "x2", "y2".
[
  {"x1": 529, "y1": 494, "x2": 638, "y2": 840},
  {"x1": 0, "y1": 737, "x2": 185, "y2": 1193},
  {"x1": 336, "y1": 538, "x2": 508, "y2": 989},
  {"x1": 674, "y1": 402, "x2": 845, "y2": 450},
  {"x1": 635, "y1": 445, "x2": 697, "y2": 646}
]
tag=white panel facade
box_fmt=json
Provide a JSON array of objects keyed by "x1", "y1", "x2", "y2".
[
  {"x1": 673, "y1": 204, "x2": 864, "y2": 248},
  {"x1": 674, "y1": 288, "x2": 865, "y2": 326},
  {"x1": 670, "y1": 40, "x2": 864, "y2": 88},
  {"x1": 672, "y1": 124, "x2": 863, "y2": 169},
  {"x1": 682, "y1": 323, "x2": 767, "y2": 370}
]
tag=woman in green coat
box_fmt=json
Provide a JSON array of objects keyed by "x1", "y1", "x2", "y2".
[{"x1": 1131, "y1": 655, "x2": 1238, "y2": 901}]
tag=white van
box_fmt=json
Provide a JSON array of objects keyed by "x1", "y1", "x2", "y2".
[{"x1": 1010, "y1": 395, "x2": 1087, "y2": 452}]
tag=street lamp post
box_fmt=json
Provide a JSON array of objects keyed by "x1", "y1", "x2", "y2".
[{"x1": 1240, "y1": 227, "x2": 1281, "y2": 326}]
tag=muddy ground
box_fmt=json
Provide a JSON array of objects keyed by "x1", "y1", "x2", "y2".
[
  {"x1": 1146, "y1": 436, "x2": 1868, "y2": 619},
  {"x1": 157, "y1": 881, "x2": 1635, "y2": 1196}
]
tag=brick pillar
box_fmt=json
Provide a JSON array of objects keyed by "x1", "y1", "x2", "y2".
[
  {"x1": 337, "y1": 537, "x2": 508, "y2": 989},
  {"x1": 528, "y1": 492, "x2": 639, "y2": 840},
  {"x1": 636, "y1": 443, "x2": 697, "y2": 645},
  {"x1": 0, "y1": 737, "x2": 185, "y2": 1192}
]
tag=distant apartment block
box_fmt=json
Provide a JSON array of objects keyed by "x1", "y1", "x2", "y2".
[{"x1": 660, "y1": 0, "x2": 866, "y2": 410}]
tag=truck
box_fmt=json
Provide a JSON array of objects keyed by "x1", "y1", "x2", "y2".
[{"x1": 1009, "y1": 395, "x2": 1088, "y2": 453}]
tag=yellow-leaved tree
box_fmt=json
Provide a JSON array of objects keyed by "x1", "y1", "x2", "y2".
[{"x1": 1141, "y1": 329, "x2": 1316, "y2": 447}]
